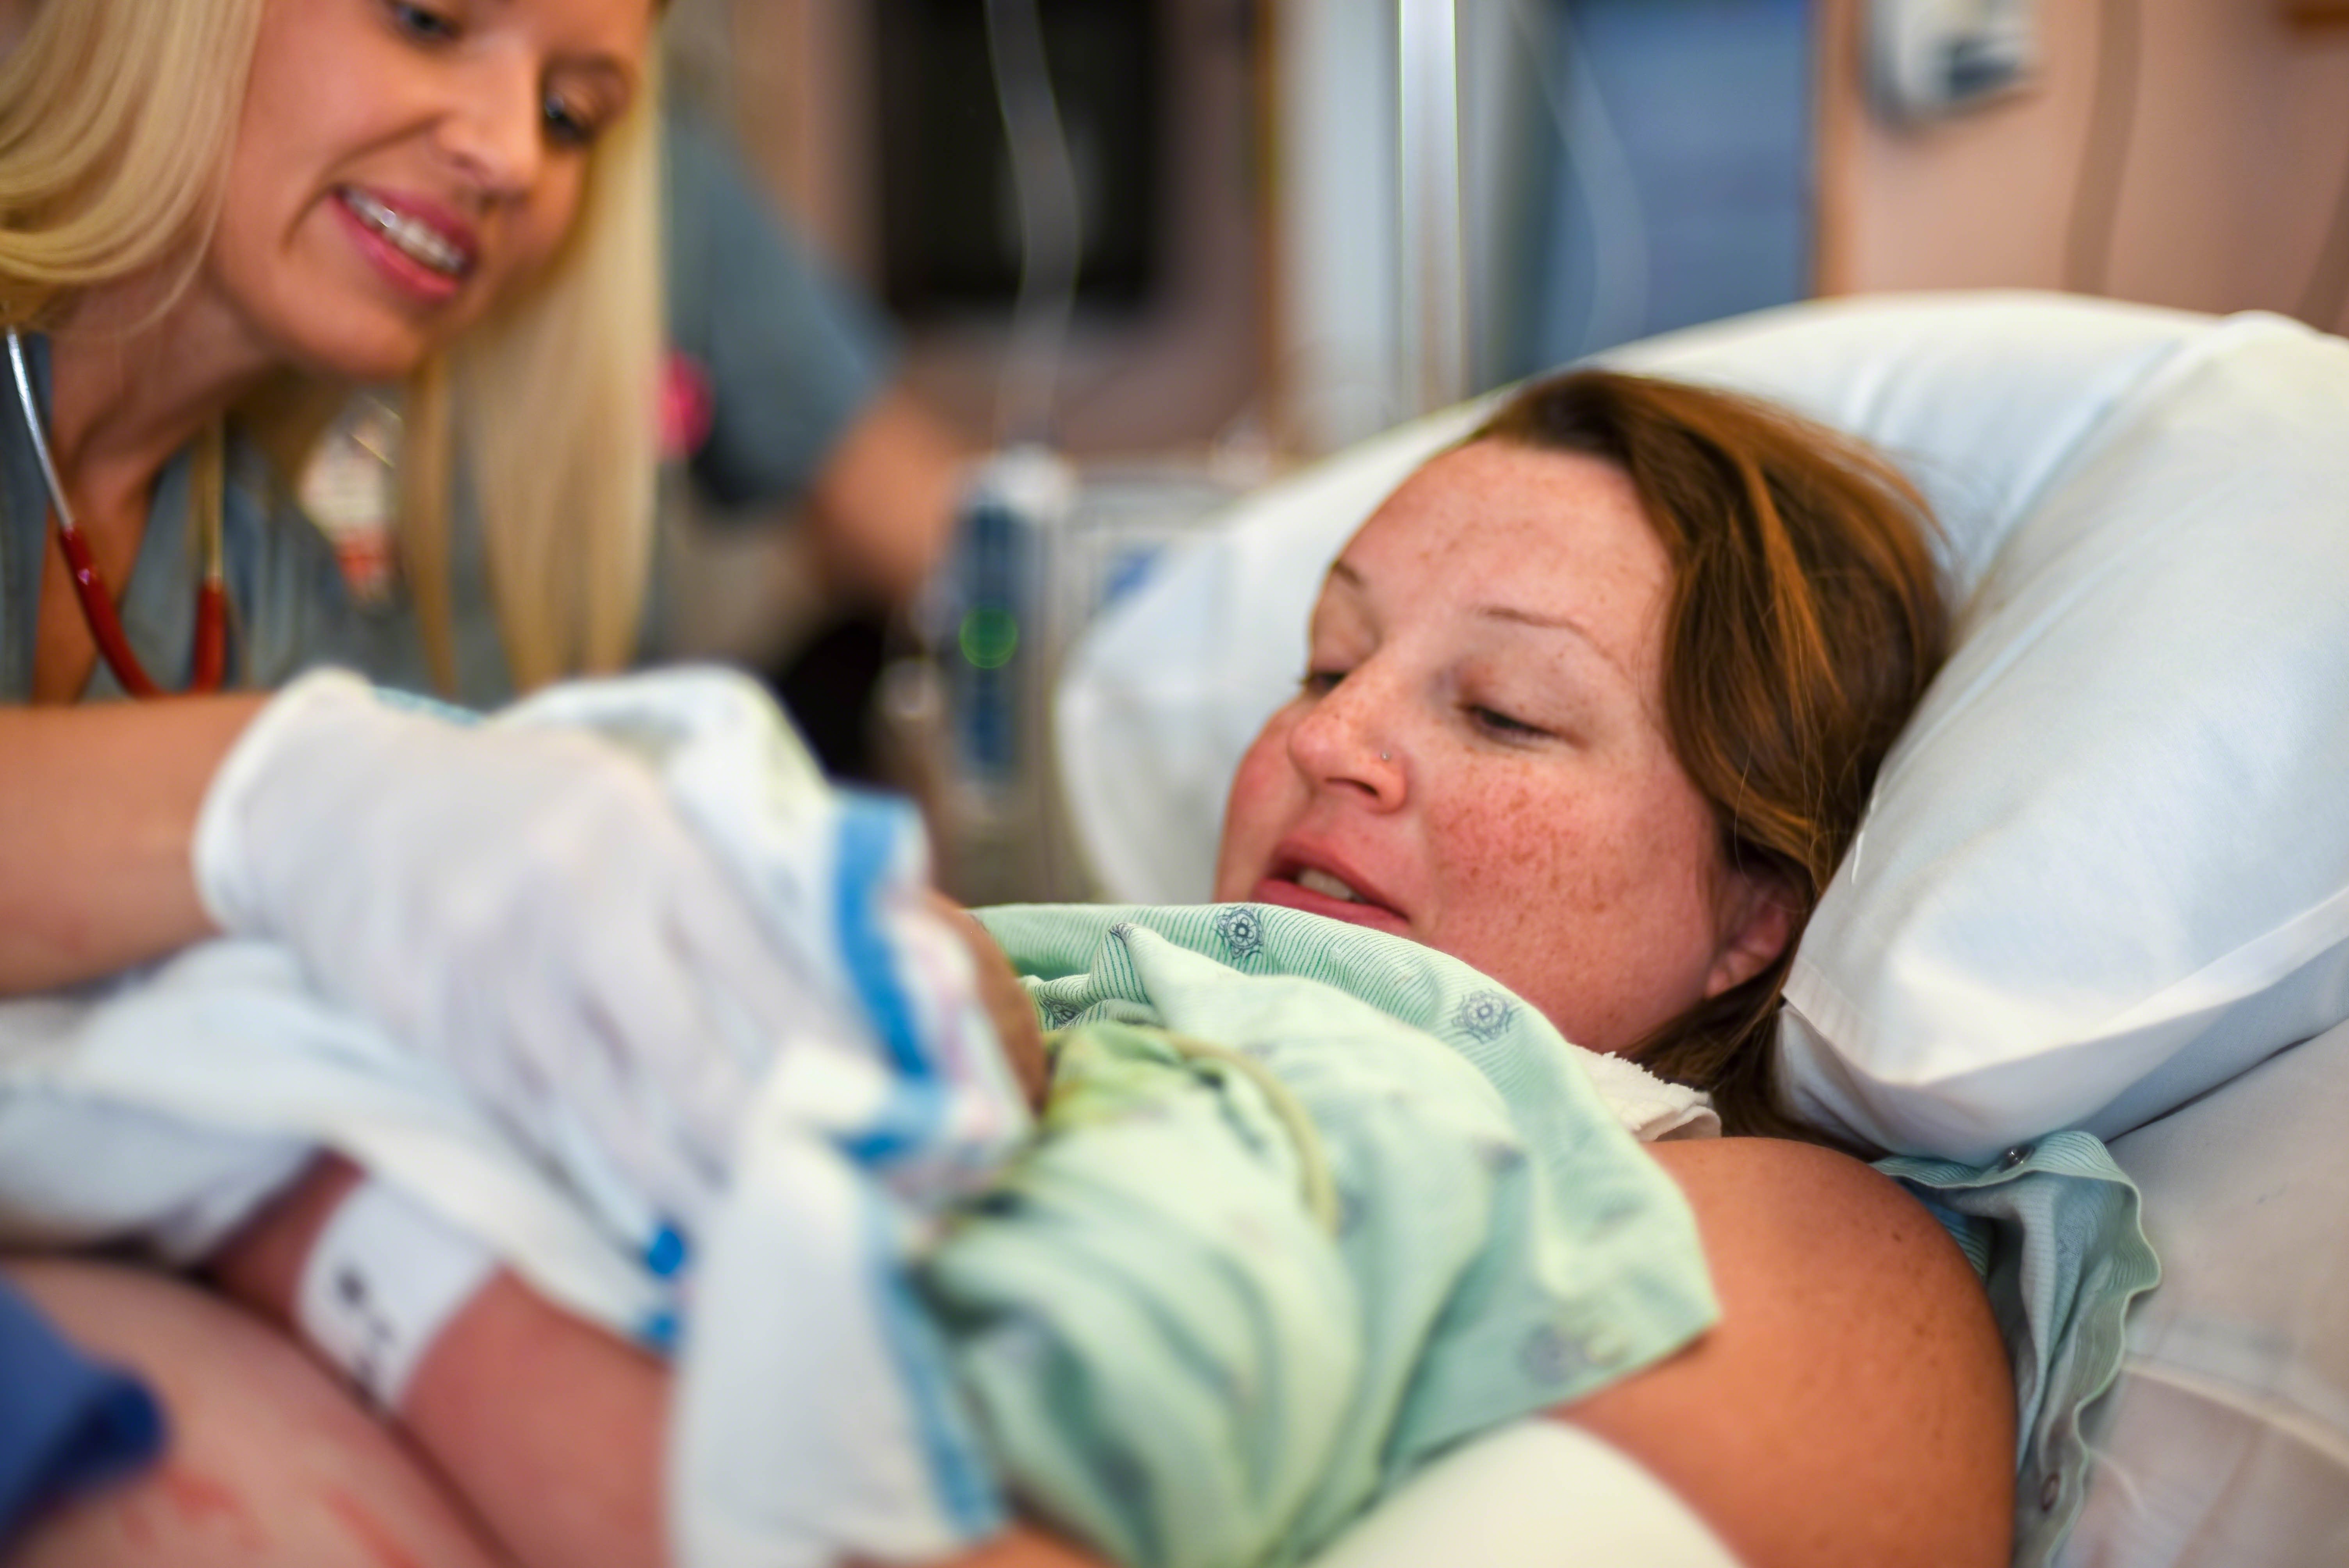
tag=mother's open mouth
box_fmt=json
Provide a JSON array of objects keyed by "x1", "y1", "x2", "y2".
[{"x1": 1259, "y1": 858, "x2": 1411, "y2": 932}]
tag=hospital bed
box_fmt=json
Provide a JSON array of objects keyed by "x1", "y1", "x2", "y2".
[{"x1": 1055, "y1": 291, "x2": 2349, "y2": 1568}]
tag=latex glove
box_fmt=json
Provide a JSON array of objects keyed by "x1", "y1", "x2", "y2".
[{"x1": 192, "y1": 670, "x2": 834, "y2": 1253}]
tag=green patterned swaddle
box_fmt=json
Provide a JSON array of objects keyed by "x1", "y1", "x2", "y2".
[{"x1": 932, "y1": 903, "x2": 1721, "y2": 1568}]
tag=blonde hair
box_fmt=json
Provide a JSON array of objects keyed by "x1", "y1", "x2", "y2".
[
  {"x1": 0, "y1": 0, "x2": 259, "y2": 323},
  {"x1": 0, "y1": 0, "x2": 661, "y2": 692},
  {"x1": 418, "y1": 68, "x2": 663, "y2": 690}
]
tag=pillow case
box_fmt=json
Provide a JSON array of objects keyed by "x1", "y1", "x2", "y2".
[{"x1": 1054, "y1": 290, "x2": 2349, "y2": 1162}]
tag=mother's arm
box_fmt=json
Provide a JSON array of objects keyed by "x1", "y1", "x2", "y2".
[
  {"x1": 1556, "y1": 1137, "x2": 2016, "y2": 1568},
  {"x1": 65, "y1": 1138, "x2": 2003, "y2": 1568},
  {"x1": 196, "y1": 1139, "x2": 2007, "y2": 1568}
]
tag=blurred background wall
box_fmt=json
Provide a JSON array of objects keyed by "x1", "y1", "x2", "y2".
[
  {"x1": 651, "y1": 0, "x2": 2349, "y2": 899},
  {"x1": 1817, "y1": 0, "x2": 2349, "y2": 320},
  {"x1": 667, "y1": 0, "x2": 2349, "y2": 465}
]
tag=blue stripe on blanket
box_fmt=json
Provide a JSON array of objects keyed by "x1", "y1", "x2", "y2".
[
  {"x1": 832, "y1": 795, "x2": 945, "y2": 1166},
  {"x1": 863, "y1": 1189, "x2": 1004, "y2": 1536}
]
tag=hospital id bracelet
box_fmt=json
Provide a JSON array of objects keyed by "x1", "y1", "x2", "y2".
[{"x1": 294, "y1": 1176, "x2": 499, "y2": 1411}]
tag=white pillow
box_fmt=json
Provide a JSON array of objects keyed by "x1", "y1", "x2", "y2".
[
  {"x1": 1054, "y1": 290, "x2": 2349, "y2": 1162},
  {"x1": 1774, "y1": 305, "x2": 2349, "y2": 1160}
]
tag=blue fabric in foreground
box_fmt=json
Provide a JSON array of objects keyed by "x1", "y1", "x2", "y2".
[{"x1": 0, "y1": 1273, "x2": 167, "y2": 1548}]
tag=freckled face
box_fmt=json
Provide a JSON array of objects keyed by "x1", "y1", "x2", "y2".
[
  {"x1": 201, "y1": 0, "x2": 653, "y2": 382},
  {"x1": 1212, "y1": 439, "x2": 1757, "y2": 1055}
]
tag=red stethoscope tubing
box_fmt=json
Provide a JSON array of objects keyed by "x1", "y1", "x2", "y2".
[{"x1": 9, "y1": 329, "x2": 226, "y2": 697}]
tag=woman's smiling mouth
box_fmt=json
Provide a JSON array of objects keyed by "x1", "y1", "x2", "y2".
[{"x1": 338, "y1": 188, "x2": 475, "y2": 280}]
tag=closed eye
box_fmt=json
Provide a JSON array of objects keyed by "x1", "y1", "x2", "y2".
[
  {"x1": 388, "y1": 1, "x2": 458, "y2": 44},
  {"x1": 1468, "y1": 704, "x2": 1549, "y2": 740},
  {"x1": 1301, "y1": 669, "x2": 1346, "y2": 697}
]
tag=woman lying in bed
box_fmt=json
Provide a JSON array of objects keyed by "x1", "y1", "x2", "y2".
[{"x1": 9, "y1": 371, "x2": 2010, "y2": 1568}]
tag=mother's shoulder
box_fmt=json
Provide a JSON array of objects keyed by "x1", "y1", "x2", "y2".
[
  {"x1": 1653, "y1": 1133, "x2": 1958, "y2": 1259},
  {"x1": 1553, "y1": 1136, "x2": 2015, "y2": 1568}
]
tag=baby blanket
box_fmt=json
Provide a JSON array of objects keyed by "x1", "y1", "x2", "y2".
[{"x1": 0, "y1": 670, "x2": 1720, "y2": 1568}]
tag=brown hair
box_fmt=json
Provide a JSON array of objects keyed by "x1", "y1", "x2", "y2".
[{"x1": 1474, "y1": 369, "x2": 1949, "y2": 1144}]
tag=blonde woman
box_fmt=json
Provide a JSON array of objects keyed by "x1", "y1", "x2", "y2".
[
  {"x1": 0, "y1": 3, "x2": 921, "y2": 1556},
  {"x1": 0, "y1": 0, "x2": 848, "y2": 1142}
]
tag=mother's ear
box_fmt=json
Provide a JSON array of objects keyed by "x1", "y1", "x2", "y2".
[{"x1": 1703, "y1": 866, "x2": 1797, "y2": 1000}]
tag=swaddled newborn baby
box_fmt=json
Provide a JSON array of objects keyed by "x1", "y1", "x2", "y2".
[{"x1": 0, "y1": 668, "x2": 1723, "y2": 1568}]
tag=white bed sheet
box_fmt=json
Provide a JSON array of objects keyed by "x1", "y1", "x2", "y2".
[
  {"x1": 2061, "y1": 1017, "x2": 2349, "y2": 1567},
  {"x1": 1305, "y1": 1420, "x2": 1739, "y2": 1568}
]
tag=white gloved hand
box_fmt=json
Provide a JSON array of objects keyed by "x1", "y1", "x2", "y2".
[{"x1": 193, "y1": 670, "x2": 839, "y2": 1255}]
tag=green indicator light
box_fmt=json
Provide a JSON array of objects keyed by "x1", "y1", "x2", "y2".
[{"x1": 959, "y1": 607, "x2": 1020, "y2": 670}]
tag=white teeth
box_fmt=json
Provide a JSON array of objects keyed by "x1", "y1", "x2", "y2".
[
  {"x1": 344, "y1": 190, "x2": 467, "y2": 277},
  {"x1": 1296, "y1": 867, "x2": 1363, "y2": 903}
]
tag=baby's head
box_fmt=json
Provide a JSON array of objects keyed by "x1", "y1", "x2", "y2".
[{"x1": 1214, "y1": 369, "x2": 1947, "y2": 1136}]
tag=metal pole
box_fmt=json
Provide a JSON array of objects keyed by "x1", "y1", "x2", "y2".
[{"x1": 1397, "y1": 0, "x2": 1469, "y2": 415}]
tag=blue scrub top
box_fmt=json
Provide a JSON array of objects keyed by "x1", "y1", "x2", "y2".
[
  {"x1": 0, "y1": 333, "x2": 442, "y2": 703},
  {"x1": 660, "y1": 109, "x2": 895, "y2": 517}
]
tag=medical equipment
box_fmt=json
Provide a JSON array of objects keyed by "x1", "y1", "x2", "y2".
[
  {"x1": 918, "y1": 453, "x2": 1249, "y2": 904},
  {"x1": 7, "y1": 330, "x2": 227, "y2": 695},
  {"x1": 294, "y1": 1174, "x2": 498, "y2": 1409},
  {"x1": 1869, "y1": 0, "x2": 2039, "y2": 120},
  {"x1": 1398, "y1": 0, "x2": 1471, "y2": 414}
]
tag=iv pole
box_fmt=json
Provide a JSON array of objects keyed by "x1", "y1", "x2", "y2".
[{"x1": 1397, "y1": 0, "x2": 1470, "y2": 416}]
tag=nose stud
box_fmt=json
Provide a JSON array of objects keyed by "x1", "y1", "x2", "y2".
[{"x1": 1380, "y1": 752, "x2": 1391, "y2": 762}]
